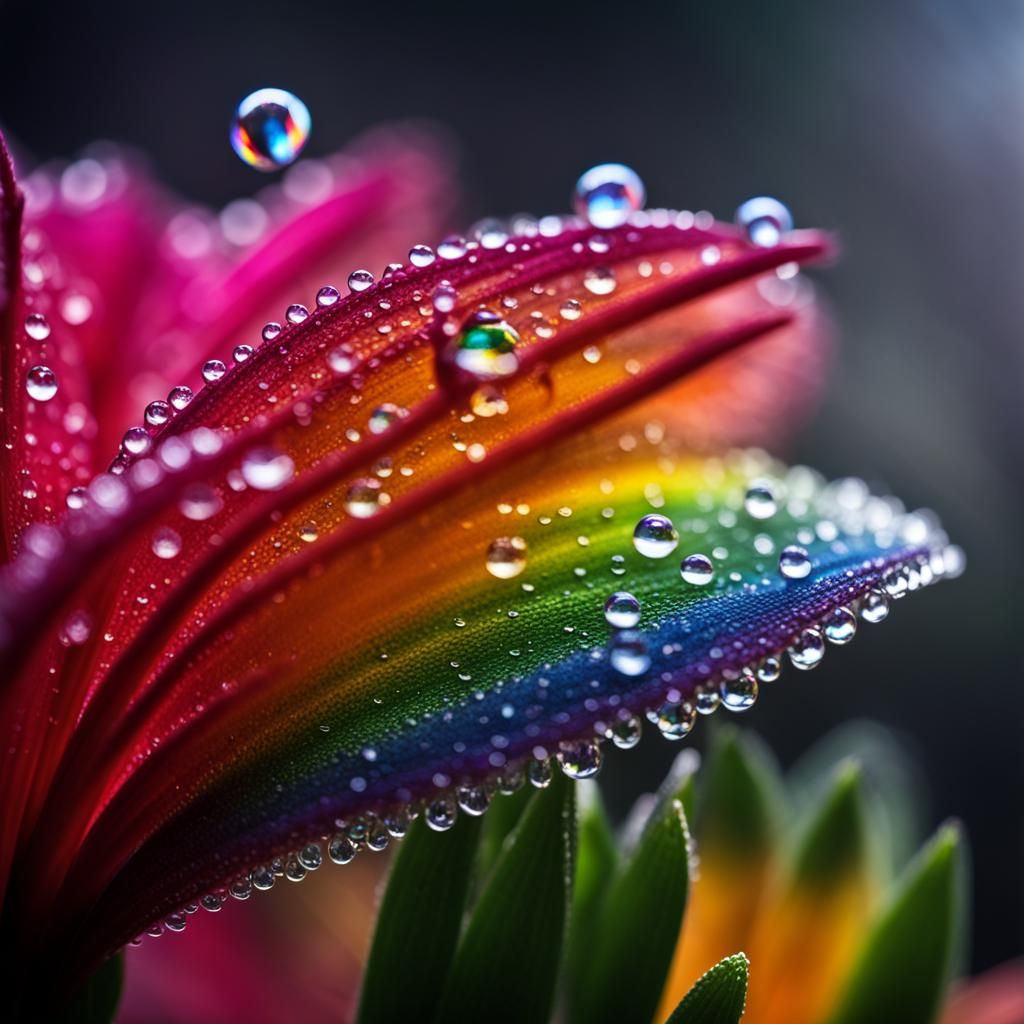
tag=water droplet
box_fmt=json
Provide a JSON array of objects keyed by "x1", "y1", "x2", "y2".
[
  {"x1": 560, "y1": 298, "x2": 583, "y2": 321},
  {"x1": 230, "y1": 88, "x2": 311, "y2": 171},
  {"x1": 344, "y1": 477, "x2": 384, "y2": 518},
  {"x1": 285, "y1": 303, "x2": 309, "y2": 324},
  {"x1": 285, "y1": 858, "x2": 306, "y2": 882},
  {"x1": 61, "y1": 609, "x2": 93, "y2": 646},
  {"x1": 528, "y1": 757, "x2": 553, "y2": 788},
  {"x1": 316, "y1": 285, "x2": 340, "y2": 307},
  {"x1": 583, "y1": 266, "x2": 617, "y2": 296},
  {"x1": 470, "y1": 385, "x2": 508, "y2": 418},
  {"x1": 486, "y1": 536, "x2": 527, "y2": 579},
  {"x1": 431, "y1": 281, "x2": 457, "y2": 313},
  {"x1": 164, "y1": 913, "x2": 187, "y2": 933},
  {"x1": 449, "y1": 310, "x2": 520, "y2": 379},
  {"x1": 788, "y1": 627, "x2": 825, "y2": 670},
  {"x1": 26, "y1": 365, "x2": 58, "y2": 402},
  {"x1": 680, "y1": 553, "x2": 714, "y2": 585},
  {"x1": 609, "y1": 630, "x2": 650, "y2": 676},
  {"x1": 200, "y1": 894, "x2": 223, "y2": 912},
  {"x1": 384, "y1": 808, "x2": 413, "y2": 838},
  {"x1": 347, "y1": 269, "x2": 374, "y2": 293},
  {"x1": 657, "y1": 700, "x2": 697, "y2": 739},
  {"x1": 145, "y1": 401, "x2": 171, "y2": 426},
  {"x1": 756, "y1": 655, "x2": 782, "y2": 683},
  {"x1": 167, "y1": 385, "x2": 194, "y2": 411},
  {"x1": 604, "y1": 591, "x2": 641, "y2": 628},
  {"x1": 178, "y1": 484, "x2": 222, "y2": 521},
  {"x1": 121, "y1": 426, "x2": 152, "y2": 456},
  {"x1": 610, "y1": 712, "x2": 642, "y2": 749},
  {"x1": 151, "y1": 526, "x2": 182, "y2": 559},
  {"x1": 328, "y1": 345, "x2": 355, "y2": 374},
  {"x1": 408, "y1": 243, "x2": 436, "y2": 268},
  {"x1": 298, "y1": 843, "x2": 322, "y2": 870},
  {"x1": 744, "y1": 480, "x2": 778, "y2": 519},
  {"x1": 456, "y1": 784, "x2": 490, "y2": 816},
  {"x1": 425, "y1": 795, "x2": 458, "y2": 831},
  {"x1": 695, "y1": 689, "x2": 720, "y2": 715},
  {"x1": 438, "y1": 236, "x2": 467, "y2": 260},
  {"x1": 736, "y1": 196, "x2": 793, "y2": 247},
  {"x1": 229, "y1": 877, "x2": 252, "y2": 900},
  {"x1": 25, "y1": 312, "x2": 51, "y2": 341},
  {"x1": 368, "y1": 402, "x2": 406, "y2": 435},
  {"x1": 824, "y1": 606, "x2": 858, "y2": 644},
  {"x1": 241, "y1": 447, "x2": 295, "y2": 490},
  {"x1": 779, "y1": 545, "x2": 812, "y2": 580},
  {"x1": 473, "y1": 218, "x2": 508, "y2": 249},
  {"x1": 573, "y1": 163, "x2": 646, "y2": 229},
  {"x1": 633, "y1": 513, "x2": 678, "y2": 558},
  {"x1": 201, "y1": 359, "x2": 227, "y2": 383},
  {"x1": 251, "y1": 865, "x2": 276, "y2": 890},
  {"x1": 859, "y1": 589, "x2": 890, "y2": 624},
  {"x1": 328, "y1": 834, "x2": 356, "y2": 864},
  {"x1": 882, "y1": 566, "x2": 909, "y2": 600},
  {"x1": 557, "y1": 739, "x2": 603, "y2": 779},
  {"x1": 720, "y1": 671, "x2": 758, "y2": 711},
  {"x1": 261, "y1": 322, "x2": 282, "y2": 343},
  {"x1": 298, "y1": 521, "x2": 318, "y2": 543},
  {"x1": 367, "y1": 823, "x2": 390, "y2": 852},
  {"x1": 233, "y1": 343, "x2": 254, "y2": 363}
]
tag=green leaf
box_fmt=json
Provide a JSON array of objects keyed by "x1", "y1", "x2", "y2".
[
  {"x1": 564, "y1": 781, "x2": 619, "y2": 1016},
  {"x1": 697, "y1": 727, "x2": 785, "y2": 861},
  {"x1": 664, "y1": 953, "x2": 749, "y2": 1024},
  {"x1": 357, "y1": 813, "x2": 483, "y2": 1024},
  {"x1": 433, "y1": 772, "x2": 575, "y2": 1024},
  {"x1": 476, "y1": 784, "x2": 533, "y2": 879},
  {"x1": 826, "y1": 823, "x2": 967, "y2": 1024},
  {"x1": 570, "y1": 797, "x2": 691, "y2": 1024},
  {"x1": 58, "y1": 953, "x2": 123, "y2": 1024}
]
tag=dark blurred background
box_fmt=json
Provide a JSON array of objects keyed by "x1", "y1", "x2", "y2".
[{"x1": 2, "y1": 0, "x2": 1021, "y2": 975}]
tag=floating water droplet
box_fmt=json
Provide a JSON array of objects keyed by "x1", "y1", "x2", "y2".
[
  {"x1": 604, "y1": 591, "x2": 641, "y2": 628},
  {"x1": 824, "y1": 606, "x2": 858, "y2": 644},
  {"x1": 583, "y1": 266, "x2": 617, "y2": 296},
  {"x1": 633, "y1": 513, "x2": 678, "y2": 558},
  {"x1": 779, "y1": 545, "x2": 812, "y2": 580},
  {"x1": 657, "y1": 700, "x2": 697, "y2": 739},
  {"x1": 680, "y1": 553, "x2": 714, "y2": 585},
  {"x1": 573, "y1": 163, "x2": 646, "y2": 229},
  {"x1": 241, "y1": 447, "x2": 295, "y2": 490},
  {"x1": 609, "y1": 630, "x2": 650, "y2": 676},
  {"x1": 24, "y1": 312, "x2": 51, "y2": 341},
  {"x1": 736, "y1": 196, "x2": 793, "y2": 247},
  {"x1": 167, "y1": 385, "x2": 193, "y2": 411},
  {"x1": 368, "y1": 402, "x2": 406, "y2": 435},
  {"x1": 557, "y1": 739, "x2": 603, "y2": 779},
  {"x1": 744, "y1": 480, "x2": 778, "y2": 519},
  {"x1": 486, "y1": 536, "x2": 527, "y2": 579},
  {"x1": 859, "y1": 589, "x2": 890, "y2": 624},
  {"x1": 199, "y1": 359, "x2": 226, "y2": 384},
  {"x1": 347, "y1": 269, "x2": 374, "y2": 293},
  {"x1": 788, "y1": 627, "x2": 825, "y2": 669},
  {"x1": 121, "y1": 426, "x2": 152, "y2": 456},
  {"x1": 26, "y1": 365, "x2": 58, "y2": 402},
  {"x1": 720, "y1": 671, "x2": 758, "y2": 711},
  {"x1": 344, "y1": 477, "x2": 384, "y2": 518},
  {"x1": 408, "y1": 243, "x2": 436, "y2": 268},
  {"x1": 456, "y1": 784, "x2": 490, "y2": 816},
  {"x1": 449, "y1": 310, "x2": 520, "y2": 379},
  {"x1": 528, "y1": 757, "x2": 553, "y2": 788},
  {"x1": 328, "y1": 834, "x2": 356, "y2": 864},
  {"x1": 610, "y1": 712, "x2": 642, "y2": 749},
  {"x1": 425, "y1": 795, "x2": 458, "y2": 832},
  {"x1": 151, "y1": 526, "x2": 182, "y2": 559},
  {"x1": 285, "y1": 303, "x2": 309, "y2": 324},
  {"x1": 145, "y1": 400, "x2": 171, "y2": 426},
  {"x1": 230, "y1": 88, "x2": 311, "y2": 171}
]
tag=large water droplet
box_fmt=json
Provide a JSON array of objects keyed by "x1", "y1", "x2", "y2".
[
  {"x1": 328, "y1": 834, "x2": 356, "y2": 864},
  {"x1": 344, "y1": 477, "x2": 384, "y2": 518},
  {"x1": 633, "y1": 514, "x2": 678, "y2": 558},
  {"x1": 720, "y1": 671, "x2": 758, "y2": 711},
  {"x1": 557, "y1": 739, "x2": 603, "y2": 779},
  {"x1": 824, "y1": 606, "x2": 858, "y2": 644},
  {"x1": 347, "y1": 269, "x2": 374, "y2": 293},
  {"x1": 656, "y1": 700, "x2": 696, "y2": 740},
  {"x1": 528, "y1": 757, "x2": 553, "y2": 788},
  {"x1": 449, "y1": 310, "x2": 520, "y2": 379},
  {"x1": 230, "y1": 88, "x2": 311, "y2": 171},
  {"x1": 24, "y1": 313, "x2": 51, "y2": 341},
  {"x1": 736, "y1": 196, "x2": 793, "y2": 247},
  {"x1": 779, "y1": 545, "x2": 812, "y2": 580},
  {"x1": 26, "y1": 365, "x2": 58, "y2": 402},
  {"x1": 456, "y1": 785, "x2": 490, "y2": 816},
  {"x1": 408, "y1": 244, "x2": 436, "y2": 268},
  {"x1": 859, "y1": 589, "x2": 890, "y2": 624},
  {"x1": 744, "y1": 480, "x2": 778, "y2": 519},
  {"x1": 425, "y1": 795, "x2": 458, "y2": 832},
  {"x1": 151, "y1": 526, "x2": 182, "y2": 559},
  {"x1": 609, "y1": 630, "x2": 650, "y2": 676},
  {"x1": 604, "y1": 591, "x2": 641, "y2": 628},
  {"x1": 583, "y1": 266, "x2": 617, "y2": 296},
  {"x1": 241, "y1": 447, "x2": 295, "y2": 490},
  {"x1": 609, "y1": 712, "x2": 642, "y2": 749},
  {"x1": 486, "y1": 536, "x2": 527, "y2": 579},
  {"x1": 573, "y1": 163, "x2": 646, "y2": 229},
  {"x1": 788, "y1": 627, "x2": 825, "y2": 669},
  {"x1": 680, "y1": 553, "x2": 714, "y2": 585},
  {"x1": 202, "y1": 359, "x2": 227, "y2": 383}
]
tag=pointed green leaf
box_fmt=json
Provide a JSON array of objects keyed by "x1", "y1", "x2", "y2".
[
  {"x1": 564, "y1": 781, "x2": 619, "y2": 1016},
  {"x1": 58, "y1": 953, "x2": 123, "y2": 1024},
  {"x1": 477, "y1": 784, "x2": 533, "y2": 879},
  {"x1": 664, "y1": 953, "x2": 749, "y2": 1024},
  {"x1": 571, "y1": 798, "x2": 691, "y2": 1024},
  {"x1": 826, "y1": 823, "x2": 966, "y2": 1024},
  {"x1": 434, "y1": 772, "x2": 575, "y2": 1024},
  {"x1": 357, "y1": 813, "x2": 482, "y2": 1024}
]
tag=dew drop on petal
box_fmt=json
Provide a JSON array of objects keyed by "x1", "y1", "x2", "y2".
[
  {"x1": 680, "y1": 553, "x2": 714, "y2": 585},
  {"x1": 298, "y1": 843, "x2": 322, "y2": 870},
  {"x1": 788, "y1": 627, "x2": 825, "y2": 669},
  {"x1": 633, "y1": 514, "x2": 678, "y2": 558},
  {"x1": 486, "y1": 536, "x2": 527, "y2": 579},
  {"x1": 328, "y1": 834, "x2": 356, "y2": 864},
  {"x1": 656, "y1": 700, "x2": 697, "y2": 740},
  {"x1": 437, "y1": 235, "x2": 467, "y2": 260},
  {"x1": 122, "y1": 426, "x2": 152, "y2": 456},
  {"x1": 316, "y1": 285, "x2": 340, "y2": 307},
  {"x1": 736, "y1": 196, "x2": 793, "y2": 248},
  {"x1": 456, "y1": 785, "x2": 490, "y2": 816},
  {"x1": 450, "y1": 310, "x2": 520, "y2": 379},
  {"x1": 757, "y1": 655, "x2": 782, "y2": 683},
  {"x1": 425, "y1": 795, "x2": 458, "y2": 832},
  {"x1": 432, "y1": 281, "x2": 457, "y2": 313},
  {"x1": 557, "y1": 739, "x2": 603, "y2": 779},
  {"x1": 779, "y1": 545, "x2": 812, "y2": 579},
  {"x1": 368, "y1": 402, "x2": 406, "y2": 435},
  {"x1": 859, "y1": 589, "x2": 890, "y2": 623},
  {"x1": 145, "y1": 401, "x2": 171, "y2": 426},
  {"x1": 26, "y1": 365, "x2": 58, "y2": 402},
  {"x1": 241, "y1": 447, "x2": 295, "y2": 490},
  {"x1": 178, "y1": 483, "x2": 222, "y2": 521},
  {"x1": 573, "y1": 163, "x2": 646, "y2": 229},
  {"x1": 528, "y1": 757, "x2": 553, "y2": 788},
  {"x1": 167, "y1": 385, "x2": 193, "y2": 411},
  {"x1": 298, "y1": 521, "x2": 318, "y2": 543},
  {"x1": 285, "y1": 303, "x2": 309, "y2": 324},
  {"x1": 151, "y1": 526, "x2": 182, "y2": 559},
  {"x1": 583, "y1": 266, "x2": 617, "y2": 296},
  {"x1": 344, "y1": 477, "x2": 384, "y2": 518},
  {"x1": 824, "y1": 606, "x2": 858, "y2": 644},
  {"x1": 408, "y1": 244, "x2": 436, "y2": 268},
  {"x1": 559, "y1": 298, "x2": 583, "y2": 321},
  {"x1": 230, "y1": 88, "x2": 311, "y2": 172},
  {"x1": 261, "y1": 322, "x2": 282, "y2": 343},
  {"x1": 25, "y1": 313, "x2": 51, "y2": 341},
  {"x1": 347, "y1": 269, "x2": 374, "y2": 293},
  {"x1": 604, "y1": 591, "x2": 641, "y2": 628},
  {"x1": 720, "y1": 671, "x2": 758, "y2": 711},
  {"x1": 233, "y1": 344, "x2": 254, "y2": 364},
  {"x1": 609, "y1": 630, "x2": 650, "y2": 676},
  {"x1": 202, "y1": 359, "x2": 227, "y2": 383},
  {"x1": 610, "y1": 712, "x2": 642, "y2": 749},
  {"x1": 744, "y1": 480, "x2": 778, "y2": 519}
]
